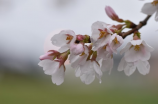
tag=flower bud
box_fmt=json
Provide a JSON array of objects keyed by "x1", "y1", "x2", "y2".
[
  {"x1": 133, "y1": 31, "x2": 141, "y2": 40},
  {"x1": 40, "y1": 50, "x2": 59, "y2": 60},
  {"x1": 105, "y1": 6, "x2": 124, "y2": 22}
]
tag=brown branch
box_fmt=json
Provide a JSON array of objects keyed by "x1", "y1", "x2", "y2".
[{"x1": 120, "y1": 15, "x2": 152, "y2": 39}]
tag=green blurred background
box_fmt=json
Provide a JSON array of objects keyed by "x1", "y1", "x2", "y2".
[{"x1": 0, "y1": 0, "x2": 158, "y2": 104}]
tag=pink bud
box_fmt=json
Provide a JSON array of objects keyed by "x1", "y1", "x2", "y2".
[
  {"x1": 105, "y1": 6, "x2": 119, "y2": 20},
  {"x1": 77, "y1": 35, "x2": 84, "y2": 41},
  {"x1": 133, "y1": 35, "x2": 140, "y2": 40},
  {"x1": 39, "y1": 50, "x2": 59, "y2": 60}
]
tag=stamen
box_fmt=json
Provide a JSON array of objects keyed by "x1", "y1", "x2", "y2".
[
  {"x1": 66, "y1": 35, "x2": 73, "y2": 40},
  {"x1": 99, "y1": 31, "x2": 106, "y2": 39},
  {"x1": 152, "y1": 1, "x2": 158, "y2": 6},
  {"x1": 103, "y1": 45, "x2": 107, "y2": 49},
  {"x1": 113, "y1": 37, "x2": 119, "y2": 44},
  {"x1": 80, "y1": 52, "x2": 85, "y2": 56},
  {"x1": 134, "y1": 45, "x2": 140, "y2": 51}
]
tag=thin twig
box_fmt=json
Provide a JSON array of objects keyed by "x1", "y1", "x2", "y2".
[{"x1": 120, "y1": 15, "x2": 152, "y2": 39}]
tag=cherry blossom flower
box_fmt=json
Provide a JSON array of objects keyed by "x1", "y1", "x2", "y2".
[
  {"x1": 118, "y1": 39, "x2": 154, "y2": 75},
  {"x1": 38, "y1": 51, "x2": 69, "y2": 85},
  {"x1": 109, "y1": 33, "x2": 124, "y2": 54},
  {"x1": 141, "y1": 0, "x2": 158, "y2": 21},
  {"x1": 51, "y1": 30, "x2": 84, "y2": 55},
  {"x1": 91, "y1": 21, "x2": 114, "y2": 51}
]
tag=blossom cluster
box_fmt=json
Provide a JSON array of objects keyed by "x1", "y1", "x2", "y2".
[{"x1": 38, "y1": 4, "x2": 154, "y2": 85}]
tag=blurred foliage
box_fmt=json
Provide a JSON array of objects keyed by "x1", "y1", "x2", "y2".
[{"x1": 0, "y1": 72, "x2": 158, "y2": 104}]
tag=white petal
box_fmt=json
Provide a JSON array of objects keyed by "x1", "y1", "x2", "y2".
[
  {"x1": 93, "y1": 61, "x2": 102, "y2": 76},
  {"x1": 95, "y1": 73, "x2": 102, "y2": 84},
  {"x1": 142, "y1": 40, "x2": 154, "y2": 52},
  {"x1": 51, "y1": 65, "x2": 65, "y2": 85},
  {"x1": 120, "y1": 42, "x2": 131, "y2": 55},
  {"x1": 135, "y1": 60, "x2": 150, "y2": 75},
  {"x1": 58, "y1": 45, "x2": 69, "y2": 53},
  {"x1": 101, "y1": 58, "x2": 113, "y2": 74},
  {"x1": 97, "y1": 47, "x2": 109, "y2": 60},
  {"x1": 130, "y1": 40, "x2": 143, "y2": 45},
  {"x1": 51, "y1": 31, "x2": 68, "y2": 47},
  {"x1": 38, "y1": 60, "x2": 59, "y2": 75},
  {"x1": 80, "y1": 61, "x2": 91, "y2": 73},
  {"x1": 141, "y1": 3, "x2": 157, "y2": 15},
  {"x1": 124, "y1": 62, "x2": 136, "y2": 76},
  {"x1": 75, "y1": 68, "x2": 81, "y2": 77},
  {"x1": 70, "y1": 54, "x2": 88, "y2": 68},
  {"x1": 118, "y1": 57, "x2": 126, "y2": 71},
  {"x1": 80, "y1": 71, "x2": 95, "y2": 85}
]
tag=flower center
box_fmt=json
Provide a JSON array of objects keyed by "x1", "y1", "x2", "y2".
[
  {"x1": 113, "y1": 37, "x2": 119, "y2": 44},
  {"x1": 152, "y1": 1, "x2": 158, "y2": 6},
  {"x1": 99, "y1": 31, "x2": 106, "y2": 39},
  {"x1": 80, "y1": 52, "x2": 85, "y2": 56},
  {"x1": 103, "y1": 45, "x2": 107, "y2": 49},
  {"x1": 66, "y1": 35, "x2": 73, "y2": 40},
  {"x1": 134, "y1": 45, "x2": 140, "y2": 51}
]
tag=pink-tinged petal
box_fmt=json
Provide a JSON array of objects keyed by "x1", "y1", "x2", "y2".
[
  {"x1": 58, "y1": 45, "x2": 69, "y2": 53},
  {"x1": 124, "y1": 62, "x2": 136, "y2": 76},
  {"x1": 141, "y1": 3, "x2": 157, "y2": 15},
  {"x1": 51, "y1": 30, "x2": 75, "y2": 47},
  {"x1": 155, "y1": 10, "x2": 158, "y2": 21},
  {"x1": 101, "y1": 58, "x2": 113, "y2": 74},
  {"x1": 139, "y1": 45, "x2": 151, "y2": 61},
  {"x1": 80, "y1": 70, "x2": 95, "y2": 85},
  {"x1": 142, "y1": 40, "x2": 154, "y2": 52},
  {"x1": 130, "y1": 40, "x2": 143, "y2": 45},
  {"x1": 39, "y1": 51, "x2": 54, "y2": 60},
  {"x1": 51, "y1": 65, "x2": 65, "y2": 85},
  {"x1": 70, "y1": 43, "x2": 84, "y2": 55},
  {"x1": 135, "y1": 60, "x2": 150, "y2": 75},
  {"x1": 120, "y1": 42, "x2": 131, "y2": 55},
  {"x1": 118, "y1": 57, "x2": 126, "y2": 71},
  {"x1": 92, "y1": 61, "x2": 102, "y2": 76},
  {"x1": 38, "y1": 60, "x2": 59, "y2": 75}
]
